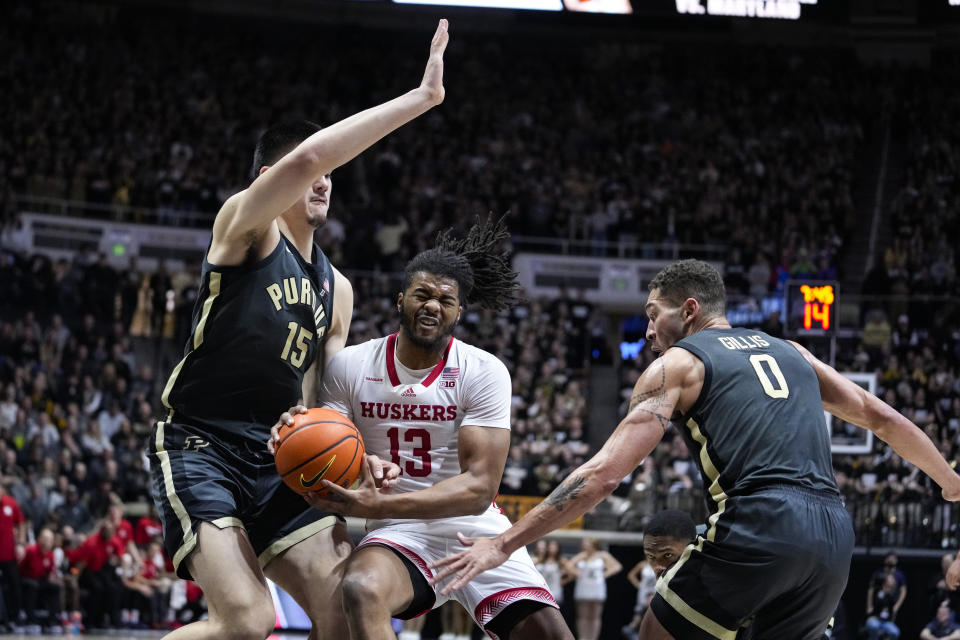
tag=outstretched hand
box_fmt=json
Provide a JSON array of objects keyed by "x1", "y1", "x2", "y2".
[
  {"x1": 429, "y1": 533, "x2": 509, "y2": 595},
  {"x1": 303, "y1": 455, "x2": 396, "y2": 518},
  {"x1": 419, "y1": 19, "x2": 448, "y2": 106}
]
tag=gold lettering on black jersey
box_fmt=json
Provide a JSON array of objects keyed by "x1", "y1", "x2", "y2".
[
  {"x1": 283, "y1": 277, "x2": 299, "y2": 305},
  {"x1": 281, "y1": 321, "x2": 314, "y2": 368},
  {"x1": 266, "y1": 277, "x2": 319, "y2": 312}
]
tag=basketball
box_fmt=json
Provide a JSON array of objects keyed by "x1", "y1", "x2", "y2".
[{"x1": 274, "y1": 408, "x2": 365, "y2": 496}]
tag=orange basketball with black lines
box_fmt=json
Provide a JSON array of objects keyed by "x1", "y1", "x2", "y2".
[{"x1": 274, "y1": 408, "x2": 365, "y2": 496}]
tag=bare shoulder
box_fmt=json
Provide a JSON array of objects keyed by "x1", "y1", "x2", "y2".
[
  {"x1": 635, "y1": 347, "x2": 704, "y2": 417},
  {"x1": 331, "y1": 267, "x2": 354, "y2": 308},
  {"x1": 660, "y1": 347, "x2": 705, "y2": 388}
]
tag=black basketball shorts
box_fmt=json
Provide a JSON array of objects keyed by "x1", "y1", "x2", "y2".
[
  {"x1": 650, "y1": 484, "x2": 855, "y2": 640},
  {"x1": 147, "y1": 418, "x2": 342, "y2": 580}
]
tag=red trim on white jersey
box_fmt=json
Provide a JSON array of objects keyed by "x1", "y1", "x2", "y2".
[
  {"x1": 357, "y1": 536, "x2": 436, "y2": 618},
  {"x1": 474, "y1": 586, "x2": 558, "y2": 631},
  {"x1": 385, "y1": 332, "x2": 454, "y2": 388}
]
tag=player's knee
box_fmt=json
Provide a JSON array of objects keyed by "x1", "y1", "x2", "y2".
[
  {"x1": 340, "y1": 569, "x2": 384, "y2": 616},
  {"x1": 488, "y1": 602, "x2": 572, "y2": 640},
  {"x1": 222, "y1": 598, "x2": 276, "y2": 640}
]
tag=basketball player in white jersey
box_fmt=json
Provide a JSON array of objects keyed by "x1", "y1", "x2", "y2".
[{"x1": 272, "y1": 218, "x2": 573, "y2": 640}]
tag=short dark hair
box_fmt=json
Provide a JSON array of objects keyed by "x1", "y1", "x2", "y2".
[
  {"x1": 645, "y1": 509, "x2": 696, "y2": 542},
  {"x1": 403, "y1": 215, "x2": 522, "y2": 312},
  {"x1": 648, "y1": 259, "x2": 726, "y2": 317},
  {"x1": 252, "y1": 121, "x2": 322, "y2": 178}
]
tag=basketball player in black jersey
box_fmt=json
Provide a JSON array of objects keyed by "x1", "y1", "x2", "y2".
[
  {"x1": 434, "y1": 259, "x2": 960, "y2": 640},
  {"x1": 147, "y1": 21, "x2": 448, "y2": 640}
]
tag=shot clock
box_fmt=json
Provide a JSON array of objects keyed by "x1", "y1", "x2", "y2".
[{"x1": 784, "y1": 280, "x2": 838, "y2": 337}]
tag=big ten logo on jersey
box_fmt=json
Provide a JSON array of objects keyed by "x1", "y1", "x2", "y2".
[
  {"x1": 440, "y1": 366, "x2": 458, "y2": 388},
  {"x1": 265, "y1": 276, "x2": 327, "y2": 368}
]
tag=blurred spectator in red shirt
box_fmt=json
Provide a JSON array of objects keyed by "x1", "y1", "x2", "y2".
[
  {"x1": 133, "y1": 504, "x2": 162, "y2": 547},
  {"x1": 107, "y1": 504, "x2": 140, "y2": 565},
  {"x1": 19, "y1": 528, "x2": 60, "y2": 630},
  {"x1": 0, "y1": 482, "x2": 25, "y2": 629},
  {"x1": 68, "y1": 519, "x2": 124, "y2": 628}
]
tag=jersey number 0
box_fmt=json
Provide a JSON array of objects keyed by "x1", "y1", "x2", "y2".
[{"x1": 749, "y1": 354, "x2": 790, "y2": 399}]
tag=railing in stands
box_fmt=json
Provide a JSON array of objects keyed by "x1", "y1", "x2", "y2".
[
  {"x1": 13, "y1": 194, "x2": 216, "y2": 228},
  {"x1": 511, "y1": 235, "x2": 726, "y2": 261},
  {"x1": 846, "y1": 496, "x2": 958, "y2": 551},
  {"x1": 12, "y1": 194, "x2": 725, "y2": 261}
]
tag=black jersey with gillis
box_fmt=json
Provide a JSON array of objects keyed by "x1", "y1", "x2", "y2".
[
  {"x1": 672, "y1": 328, "x2": 839, "y2": 498},
  {"x1": 161, "y1": 235, "x2": 335, "y2": 442}
]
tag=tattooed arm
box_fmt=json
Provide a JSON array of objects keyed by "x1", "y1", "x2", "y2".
[{"x1": 431, "y1": 347, "x2": 704, "y2": 592}]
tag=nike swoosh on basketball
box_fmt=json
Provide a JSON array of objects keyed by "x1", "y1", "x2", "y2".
[{"x1": 300, "y1": 456, "x2": 336, "y2": 488}]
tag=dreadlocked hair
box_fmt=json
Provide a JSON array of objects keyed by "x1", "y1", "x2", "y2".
[{"x1": 402, "y1": 215, "x2": 522, "y2": 312}]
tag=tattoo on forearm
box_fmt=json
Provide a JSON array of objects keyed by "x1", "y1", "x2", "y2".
[
  {"x1": 627, "y1": 361, "x2": 672, "y2": 434},
  {"x1": 545, "y1": 474, "x2": 587, "y2": 512}
]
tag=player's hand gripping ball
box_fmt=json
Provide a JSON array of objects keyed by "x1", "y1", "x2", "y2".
[{"x1": 274, "y1": 408, "x2": 365, "y2": 496}]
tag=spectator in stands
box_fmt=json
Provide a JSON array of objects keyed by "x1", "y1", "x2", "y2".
[
  {"x1": 921, "y1": 602, "x2": 960, "y2": 640},
  {"x1": 134, "y1": 505, "x2": 162, "y2": 548},
  {"x1": 54, "y1": 485, "x2": 91, "y2": 533},
  {"x1": 69, "y1": 518, "x2": 124, "y2": 628},
  {"x1": 106, "y1": 504, "x2": 140, "y2": 564},
  {"x1": 0, "y1": 482, "x2": 25, "y2": 631},
  {"x1": 118, "y1": 552, "x2": 151, "y2": 629},
  {"x1": 56, "y1": 525, "x2": 82, "y2": 630},
  {"x1": 139, "y1": 540, "x2": 172, "y2": 629},
  {"x1": 19, "y1": 528, "x2": 60, "y2": 632},
  {"x1": 865, "y1": 573, "x2": 903, "y2": 640},
  {"x1": 863, "y1": 310, "x2": 892, "y2": 358},
  {"x1": 868, "y1": 552, "x2": 908, "y2": 608}
]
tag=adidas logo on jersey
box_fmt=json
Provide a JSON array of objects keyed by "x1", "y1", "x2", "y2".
[{"x1": 401, "y1": 387, "x2": 417, "y2": 397}]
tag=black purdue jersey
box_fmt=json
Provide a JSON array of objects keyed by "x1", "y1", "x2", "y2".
[
  {"x1": 161, "y1": 235, "x2": 336, "y2": 442},
  {"x1": 673, "y1": 328, "x2": 839, "y2": 498}
]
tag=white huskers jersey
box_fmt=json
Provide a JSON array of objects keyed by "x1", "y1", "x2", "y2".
[
  {"x1": 320, "y1": 332, "x2": 511, "y2": 534},
  {"x1": 320, "y1": 333, "x2": 557, "y2": 633}
]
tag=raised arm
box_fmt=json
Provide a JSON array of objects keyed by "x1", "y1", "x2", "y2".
[
  {"x1": 431, "y1": 348, "x2": 703, "y2": 592},
  {"x1": 210, "y1": 20, "x2": 449, "y2": 263},
  {"x1": 790, "y1": 341, "x2": 960, "y2": 501}
]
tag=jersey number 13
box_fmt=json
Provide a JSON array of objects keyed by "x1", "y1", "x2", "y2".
[{"x1": 387, "y1": 427, "x2": 432, "y2": 477}]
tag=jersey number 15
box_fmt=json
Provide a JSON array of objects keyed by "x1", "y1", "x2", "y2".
[{"x1": 280, "y1": 321, "x2": 313, "y2": 368}]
